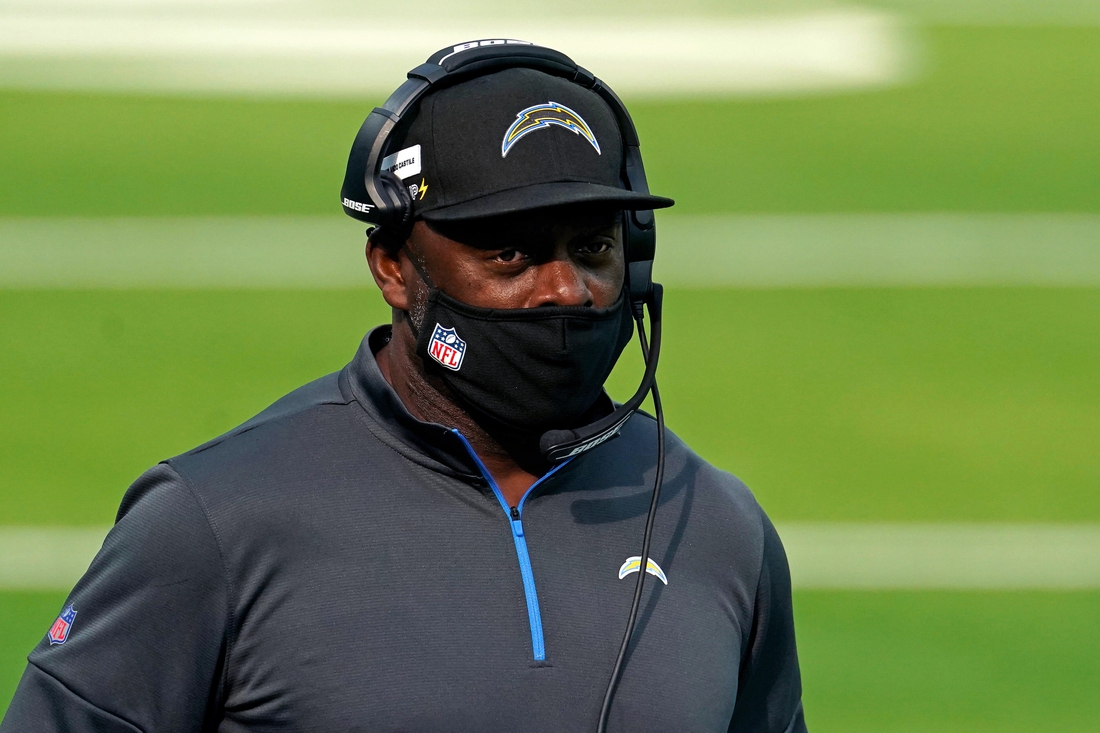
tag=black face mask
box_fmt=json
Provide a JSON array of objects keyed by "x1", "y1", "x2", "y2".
[{"x1": 412, "y1": 286, "x2": 634, "y2": 433}]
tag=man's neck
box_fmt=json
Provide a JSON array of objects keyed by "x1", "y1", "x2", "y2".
[{"x1": 375, "y1": 322, "x2": 543, "y2": 508}]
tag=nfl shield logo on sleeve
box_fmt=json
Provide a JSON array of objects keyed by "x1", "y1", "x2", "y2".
[
  {"x1": 427, "y1": 324, "x2": 466, "y2": 371},
  {"x1": 47, "y1": 605, "x2": 77, "y2": 645}
]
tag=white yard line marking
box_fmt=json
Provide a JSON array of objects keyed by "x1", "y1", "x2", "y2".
[
  {"x1": 0, "y1": 217, "x2": 369, "y2": 289},
  {"x1": 0, "y1": 527, "x2": 110, "y2": 591},
  {"x1": 4, "y1": 523, "x2": 1100, "y2": 591},
  {"x1": 0, "y1": 10, "x2": 908, "y2": 97},
  {"x1": 778, "y1": 523, "x2": 1100, "y2": 590},
  {"x1": 653, "y1": 213, "x2": 1100, "y2": 287},
  {"x1": 3, "y1": 214, "x2": 1100, "y2": 289}
]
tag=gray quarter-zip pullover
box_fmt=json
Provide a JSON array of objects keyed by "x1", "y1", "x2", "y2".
[{"x1": 2, "y1": 326, "x2": 807, "y2": 733}]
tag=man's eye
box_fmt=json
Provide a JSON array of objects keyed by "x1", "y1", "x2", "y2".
[
  {"x1": 494, "y1": 249, "x2": 524, "y2": 263},
  {"x1": 577, "y1": 240, "x2": 614, "y2": 255}
]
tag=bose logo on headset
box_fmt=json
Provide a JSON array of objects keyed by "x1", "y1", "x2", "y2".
[
  {"x1": 439, "y1": 39, "x2": 533, "y2": 63},
  {"x1": 563, "y1": 413, "x2": 633, "y2": 458},
  {"x1": 342, "y1": 198, "x2": 374, "y2": 213}
]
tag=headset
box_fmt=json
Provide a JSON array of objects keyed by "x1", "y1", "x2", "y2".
[{"x1": 341, "y1": 39, "x2": 667, "y2": 732}]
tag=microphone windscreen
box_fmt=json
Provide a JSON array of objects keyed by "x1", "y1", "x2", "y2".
[{"x1": 539, "y1": 429, "x2": 577, "y2": 456}]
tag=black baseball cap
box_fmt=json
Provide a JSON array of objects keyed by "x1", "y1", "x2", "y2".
[{"x1": 353, "y1": 66, "x2": 674, "y2": 222}]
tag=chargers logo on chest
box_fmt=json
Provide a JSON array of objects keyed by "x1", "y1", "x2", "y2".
[{"x1": 427, "y1": 324, "x2": 466, "y2": 371}]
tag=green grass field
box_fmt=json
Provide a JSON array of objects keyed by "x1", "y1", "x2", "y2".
[
  {"x1": 2, "y1": 21, "x2": 1099, "y2": 728},
  {"x1": 2, "y1": 288, "x2": 1097, "y2": 526},
  {"x1": 796, "y1": 591, "x2": 1100, "y2": 732}
]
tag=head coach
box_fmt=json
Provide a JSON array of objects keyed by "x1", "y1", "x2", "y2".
[{"x1": 1, "y1": 40, "x2": 807, "y2": 733}]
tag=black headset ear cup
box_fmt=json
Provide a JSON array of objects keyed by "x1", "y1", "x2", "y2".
[
  {"x1": 623, "y1": 210, "x2": 655, "y2": 313},
  {"x1": 377, "y1": 171, "x2": 415, "y2": 227}
]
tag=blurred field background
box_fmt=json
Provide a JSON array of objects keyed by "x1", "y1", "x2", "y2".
[{"x1": 2, "y1": 0, "x2": 1100, "y2": 729}]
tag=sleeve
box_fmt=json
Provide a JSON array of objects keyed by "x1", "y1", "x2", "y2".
[
  {"x1": 728, "y1": 513, "x2": 808, "y2": 733},
  {"x1": 0, "y1": 464, "x2": 229, "y2": 733}
]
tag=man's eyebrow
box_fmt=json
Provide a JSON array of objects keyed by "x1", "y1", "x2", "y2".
[{"x1": 575, "y1": 217, "x2": 620, "y2": 236}]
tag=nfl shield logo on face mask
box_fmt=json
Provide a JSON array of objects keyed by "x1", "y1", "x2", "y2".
[
  {"x1": 47, "y1": 605, "x2": 77, "y2": 645},
  {"x1": 427, "y1": 324, "x2": 466, "y2": 371}
]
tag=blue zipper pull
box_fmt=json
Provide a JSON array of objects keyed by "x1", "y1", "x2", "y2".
[{"x1": 510, "y1": 506, "x2": 524, "y2": 537}]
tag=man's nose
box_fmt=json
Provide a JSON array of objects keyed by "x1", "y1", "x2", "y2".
[{"x1": 528, "y1": 257, "x2": 593, "y2": 308}]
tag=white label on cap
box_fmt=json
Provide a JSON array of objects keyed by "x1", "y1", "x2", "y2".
[
  {"x1": 439, "y1": 39, "x2": 533, "y2": 63},
  {"x1": 381, "y1": 144, "x2": 422, "y2": 181}
]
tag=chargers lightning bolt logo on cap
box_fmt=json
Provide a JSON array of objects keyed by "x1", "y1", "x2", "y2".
[
  {"x1": 618, "y1": 556, "x2": 668, "y2": 585},
  {"x1": 501, "y1": 102, "x2": 601, "y2": 158}
]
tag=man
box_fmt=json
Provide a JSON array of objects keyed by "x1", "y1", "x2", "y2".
[{"x1": 2, "y1": 44, "x2": 807, "y2": 733}]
